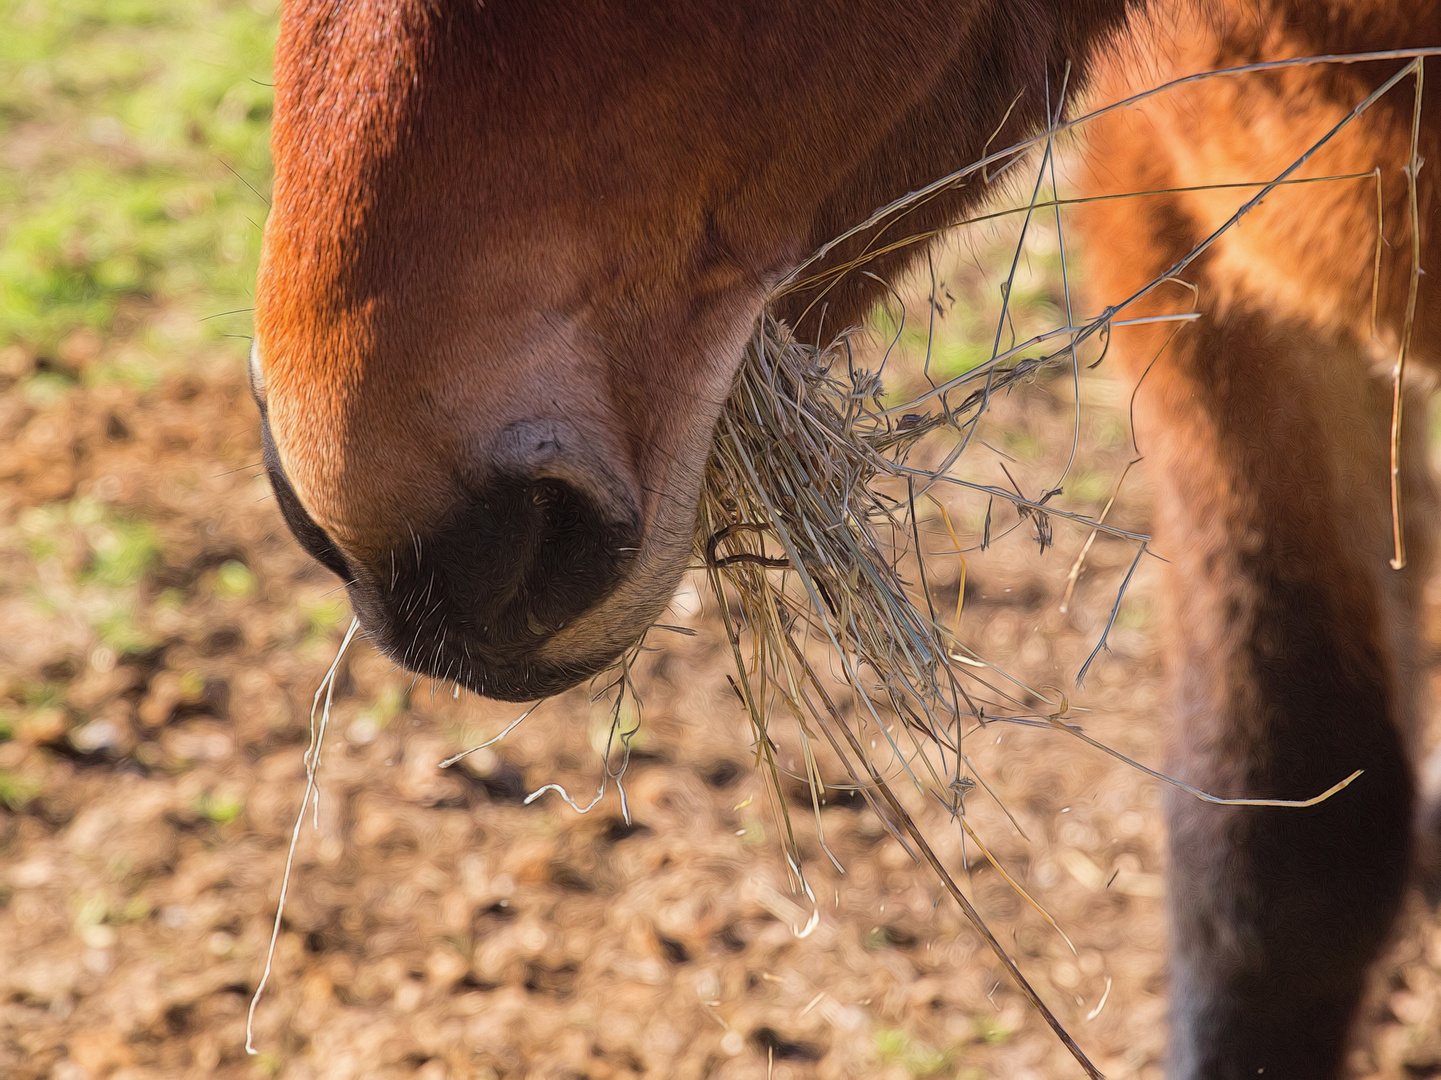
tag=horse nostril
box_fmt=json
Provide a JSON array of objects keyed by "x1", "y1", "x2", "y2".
[{"x1": 370, "y1": 473, "x2": 641, "y2": 673}]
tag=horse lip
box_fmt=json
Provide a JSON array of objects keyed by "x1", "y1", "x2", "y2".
[{"x1": 453, "y1": 644, "x2": 622, "y2": 702}]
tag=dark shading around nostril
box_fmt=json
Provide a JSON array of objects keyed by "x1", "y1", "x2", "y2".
[
  {"x1": 258, "y1": 409, "x2": 351, "y2": 582},
  {"x1": 353, "y1": 474, "x2": 640, "y2": 694}
]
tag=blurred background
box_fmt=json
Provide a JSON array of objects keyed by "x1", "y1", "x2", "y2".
[{"x1": 3, "y1": 2, "x2": 1441, "y2": 1078}]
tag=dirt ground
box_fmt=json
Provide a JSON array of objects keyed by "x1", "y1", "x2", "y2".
[
  {"x1": 5, "y1": 326, "x2": 1441, "y2": 1080},
  {"x1": 3, "y1": 5, "x2": 1441, "y2": 1069}
]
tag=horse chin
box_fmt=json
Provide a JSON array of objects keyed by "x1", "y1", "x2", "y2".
[{"x1": 482, "y1": 571, "x2": 690, "y2": 703}]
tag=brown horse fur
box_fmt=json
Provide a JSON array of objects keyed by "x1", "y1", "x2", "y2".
[
  {"x1": 254, "y1": 0, "x2": 1136, "y2": 699},
  {"x1": 253, "y1": 0, "x2": 1440, "y2": 1075},
  {"x1": 1076, "y1": 3, "x2": 1441, "y2": 1074}
]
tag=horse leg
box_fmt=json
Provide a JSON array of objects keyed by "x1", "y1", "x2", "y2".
[{"x1": 1122, "y1": 293, "x2": 1428, "y2": 1078}]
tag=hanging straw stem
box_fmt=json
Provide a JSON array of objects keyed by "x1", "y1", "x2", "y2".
[
  {"x1": 523, "y1": 653, "x2": 645, "y2": 822},
  {"x1": 1389, "y1": 59, "x2": 1424, "y2": 570},
  {"x1": 955, "y1": 815, "x2": 1077, "y2": 956},
  {"x1": 692, "y1": 53, "x2": 1437, "y2": 1069},
  {"x1": 782, "y1": 170, "x2": 1377, "y2": 302},
  {"x1": 247, "y1": 617, "x2": 359, "y2": 1054},
  {"x1": 1059, "y1": 459, "x2": 1141, "y2": 614},
  {"x1": 1039, "y1": 702, "x2": 1362, "y2": 809},
  {"x1": 781, "y1": 635, "x2": 1103, "y2": 1080},
  {"x1": 438, "y1": 703, "x2": 539, "y2": 768}
]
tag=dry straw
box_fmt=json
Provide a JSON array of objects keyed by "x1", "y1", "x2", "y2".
[{"x1": 690, "y1": 48, "x2": 1434, "y2": 1076}]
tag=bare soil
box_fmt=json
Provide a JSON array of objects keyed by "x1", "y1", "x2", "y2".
[{"x1": 4, "y1": 345, "x2": 1441, "y2": 1080}]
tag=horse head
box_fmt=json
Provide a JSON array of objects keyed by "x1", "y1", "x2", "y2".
[{"x1": 252, "y1": 0, "x2": 1128, "y2": 699}]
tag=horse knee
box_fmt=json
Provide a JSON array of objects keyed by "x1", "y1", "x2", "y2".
[{"x1": 1167, "y1": 729, "x2": 1413, "y2": 1080}]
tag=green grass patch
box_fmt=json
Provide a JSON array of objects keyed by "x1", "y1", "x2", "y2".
[
  {"x1": 19, "y1": 497, "x2": 161, "y2": 587},
  {"x1": 973, "y1": 1015, "x2": 1013, "y2": 1044},
  {"x1": 15, "y1": 498, "x2": 163, "y2": 653},
  {"x1": 867, "y1": 222, "x2": 1073, "y2": 408},
  {"x1": 356, "y1": 683, "x2": 407, "y2": 730},
  {"x1": 195, "y1": 787, "x2": 244, "y2": 824},
  {"x1": 874, "y1": 1028, "x2": 950, "y2": 1076},
  {"x1": 0, "y1": 770, "x2": 41, "y2": 810},
  {"x1": 0, "y1": 0, "x2": 276, "y2": 354},
  {"x1": 94, "y1": 603, "x2": 152, "y2": 654},
  {"x1": 213, "y1": 558, "x2": 256, "y2": 598},
  {"x1": 21, "y1": 681, "x2": 66, "y2": 710},
  {"x1": 301, "y1": 595, "x2": 349, "y2": 639},
  {"x1": 86, "y1": 517, "x2": 159, "y2": 587}
]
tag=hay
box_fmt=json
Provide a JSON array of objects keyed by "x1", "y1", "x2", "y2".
[
  {"x1": 689, "y1": 48, "x2": 1437, "y2": 1075},
  {"x1": 696, "y1": 314, "x2": 1110, "y2": 1066}
]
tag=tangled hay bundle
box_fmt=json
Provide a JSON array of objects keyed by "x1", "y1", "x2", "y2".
[
  {"x1": 696, "y1": 313, "x2": 1107, "y2": 1061},
  {"x1": 700, "y1": 313, "x2": 1015, "y2": 852}
]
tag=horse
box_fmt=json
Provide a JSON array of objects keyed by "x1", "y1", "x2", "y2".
[{"x1": 249, "y1": 1, "x2": 1441, "y2": 1075}]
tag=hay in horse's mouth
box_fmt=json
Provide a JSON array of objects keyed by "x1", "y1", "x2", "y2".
[
  {"x1": 696, "y1": 310, "x2": 1149, "y2": 843},
  {"x1": 693, "y1": 312, "x2": 1110, "y2": 1061}
]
